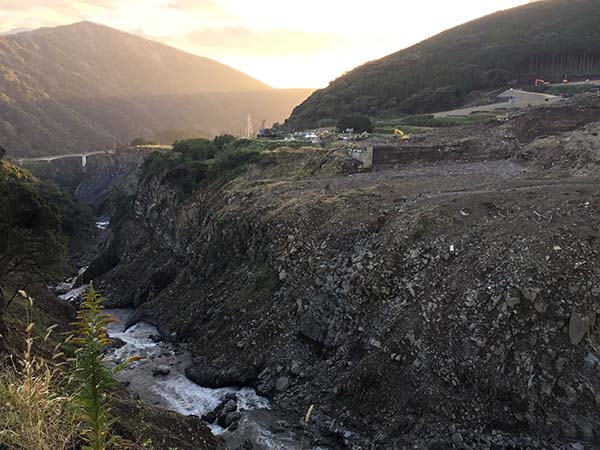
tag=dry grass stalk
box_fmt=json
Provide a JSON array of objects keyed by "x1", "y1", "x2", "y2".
[{"x1": 0, "y1": 316, "x2": 80, "y2": 450}]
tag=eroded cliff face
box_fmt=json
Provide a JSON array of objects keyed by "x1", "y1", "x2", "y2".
[{"x1": 93, "y1": 109, "x2": 600, "y2": 448}]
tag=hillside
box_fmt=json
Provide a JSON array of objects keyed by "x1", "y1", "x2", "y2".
[
  {"x1": 287, "y1": 0, "x2": 600, "y2": 129},
  {"x1": 81, "y1": 94, "x2": 600, "y2": 449},
  {"x1": 0, "y1": 153, "x2": 227, "y2": 450},
  {"x1": 0, "y1": 22, "x2": 313, "y2": 157}
]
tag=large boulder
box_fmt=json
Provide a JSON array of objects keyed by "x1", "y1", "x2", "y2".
[
  {"x1": 300, "y1": 292, "x2": 350, "y2": 347},
  {"x1": 185, "y1": 363, "x2": 258, "y2": 389}
]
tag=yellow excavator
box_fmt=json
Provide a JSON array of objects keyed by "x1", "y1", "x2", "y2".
[{"x1": 394, "y1": 129, "x2": 411, "y2": 141}]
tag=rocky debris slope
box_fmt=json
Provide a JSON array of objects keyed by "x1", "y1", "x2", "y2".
[
  {"x1": 365, "y1": 94, "x2": 600, "y2": 169},
  {"x1": 519, "y1": 121, "x2": 600, "y2": 176},
  {"x1": 112, "y1": 394, "x2": 227, "y2": 450},
  {"x1": 93, "y1": 101, "x2": 600, "y2": 449}
]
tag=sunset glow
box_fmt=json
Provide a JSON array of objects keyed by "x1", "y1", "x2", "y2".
[{"x1": 0, "y1": 0, "x2": 533, "y2": 87}]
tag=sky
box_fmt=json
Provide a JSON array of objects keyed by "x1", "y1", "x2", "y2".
[{"x1": 0, "y1": 0, "x2": 533, "y2": 88}]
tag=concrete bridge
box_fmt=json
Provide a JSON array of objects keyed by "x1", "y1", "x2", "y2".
[{"x1": 17, "y1": 149, "x2": 116, "y2": 169}]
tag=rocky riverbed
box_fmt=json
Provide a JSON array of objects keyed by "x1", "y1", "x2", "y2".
[
  {"x1": 105, "y1": 308, "x2": 323, "y2": 450},
  {"x1": 52, "y1": 234, "x2": 325, "y2": 450}
]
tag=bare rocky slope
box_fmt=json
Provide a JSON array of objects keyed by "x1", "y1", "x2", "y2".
[
  {"x1": 90, "y1": 95, "x2": 600, "y2": 449},
  {"x1": 0, "y1": 22, "x2": 313, "y2": 157}
]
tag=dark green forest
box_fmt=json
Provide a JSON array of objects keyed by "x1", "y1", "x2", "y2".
[{"x1": 287, "y1": 0, "x2": 600, "y2": 129}]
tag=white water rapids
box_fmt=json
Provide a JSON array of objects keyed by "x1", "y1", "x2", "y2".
[
  {"x1": 105, "y1": 309, "x2": 268, "y2": 435},
  {"x1": 53, "y1": 227, "x2": 328, "y2": 450},
  {"x1": 102, "y1": 308, "x2": 322, "y2": 450}
]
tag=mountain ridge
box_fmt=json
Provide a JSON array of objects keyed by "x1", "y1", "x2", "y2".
[
  {"x1": 1, "y1": 20, "x2": 271, "y2": 96},
  {"x1": 0, "y1": 21, "x2": 312, "y2": 157}
]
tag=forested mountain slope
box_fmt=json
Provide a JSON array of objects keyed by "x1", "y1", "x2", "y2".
[{"x1": 287, "y1": 0, "x2": 600, "y2": 129}]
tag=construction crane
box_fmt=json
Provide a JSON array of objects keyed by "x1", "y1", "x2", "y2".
[
  {"x1": 246, "y1": 114, "x2": 254, "y2": 139},
  {"x1": 394, "y1": 129, "x2": 411, "y2": 141}
]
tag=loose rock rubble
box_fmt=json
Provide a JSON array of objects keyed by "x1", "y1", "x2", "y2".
[
  {"x1": 94, "y1": 95, "x2": 600, "y2": 449},
  {"x1": 201, "y1": 393, "x2": 243, "y2": 432}
]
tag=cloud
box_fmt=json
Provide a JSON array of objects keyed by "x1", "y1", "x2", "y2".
[
  {"x1": 186, "y1": 27, "x2": 345, "y2": 56},
  {"x1": 0, "y1": 0, "x2": 532, "y2": 87},
  {"x1": 166, "y1": 0, "x2": 219, "y2": 10},
  {"x1": 0, "y1": 0, "x2": 118, "y2": 31},
  {"x1": 0, "y1": 0, "x2": 116, "y2": 11}
]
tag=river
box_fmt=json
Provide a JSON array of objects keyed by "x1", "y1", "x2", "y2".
[
  {"x1": 107, "y1": 308, "x2": 313, "y2": 449},
  {"x1": 57, "y1": 283, "x2": 322, "y2": 450},
  {"x1": 53, "y1": 219, "x2": 326, "y2": 449}
]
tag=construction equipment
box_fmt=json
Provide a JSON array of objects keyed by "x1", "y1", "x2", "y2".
[
  {"x1": 394, "y1": 129, "x2": 411, "y2": 141},
  {"x1": 535, "y1": 79, "x2": 549, "y2": 86}
]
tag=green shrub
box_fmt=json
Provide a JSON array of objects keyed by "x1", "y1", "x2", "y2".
[
  {"x1": 411, "y1": 213, "x2": 435, "y2": 242},
  {"x1": 139, "y1": 151, "x2": 176, "y2": 181},
  {"x1": 172, "y1": 138, "x2": 217, "y2": 161},
  {"x1": 212, "y1": 148, "x2": 260, "y2": 173},
  {"x1": 5, "y1": 160, "x2": 94, "y2": 238},
  {"x1": 237, "y1": 263, "x2": 281, "y2": 306},
  {"x1": 213, "y1": 134, "x2": 236, "y2": 151},
  {"x1": 139, "y1": 138, "x2": 262, "y2": 193},
  {"x1": 33, "y1": 181, "x2": 94, "y2": 238}
]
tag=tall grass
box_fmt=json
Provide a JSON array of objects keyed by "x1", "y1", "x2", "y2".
[
  {"x1": 1, "y1": 287, "x2": 144, "y2": 450},
  {"x1": 0, "y1": 295, "x2": 80, "y2": 450}
]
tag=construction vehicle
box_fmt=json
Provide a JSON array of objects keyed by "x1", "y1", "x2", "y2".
[
  {"x1": 535, "y1": 79, "x2": 550, "y2": 86},
  {"x1": 394, "y1": 129, "x2": 411, "y2": 141}
]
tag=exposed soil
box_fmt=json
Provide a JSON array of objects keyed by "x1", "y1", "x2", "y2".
[{"x1": 433, "y1": 89, "x2": 561, "y2": 117}]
